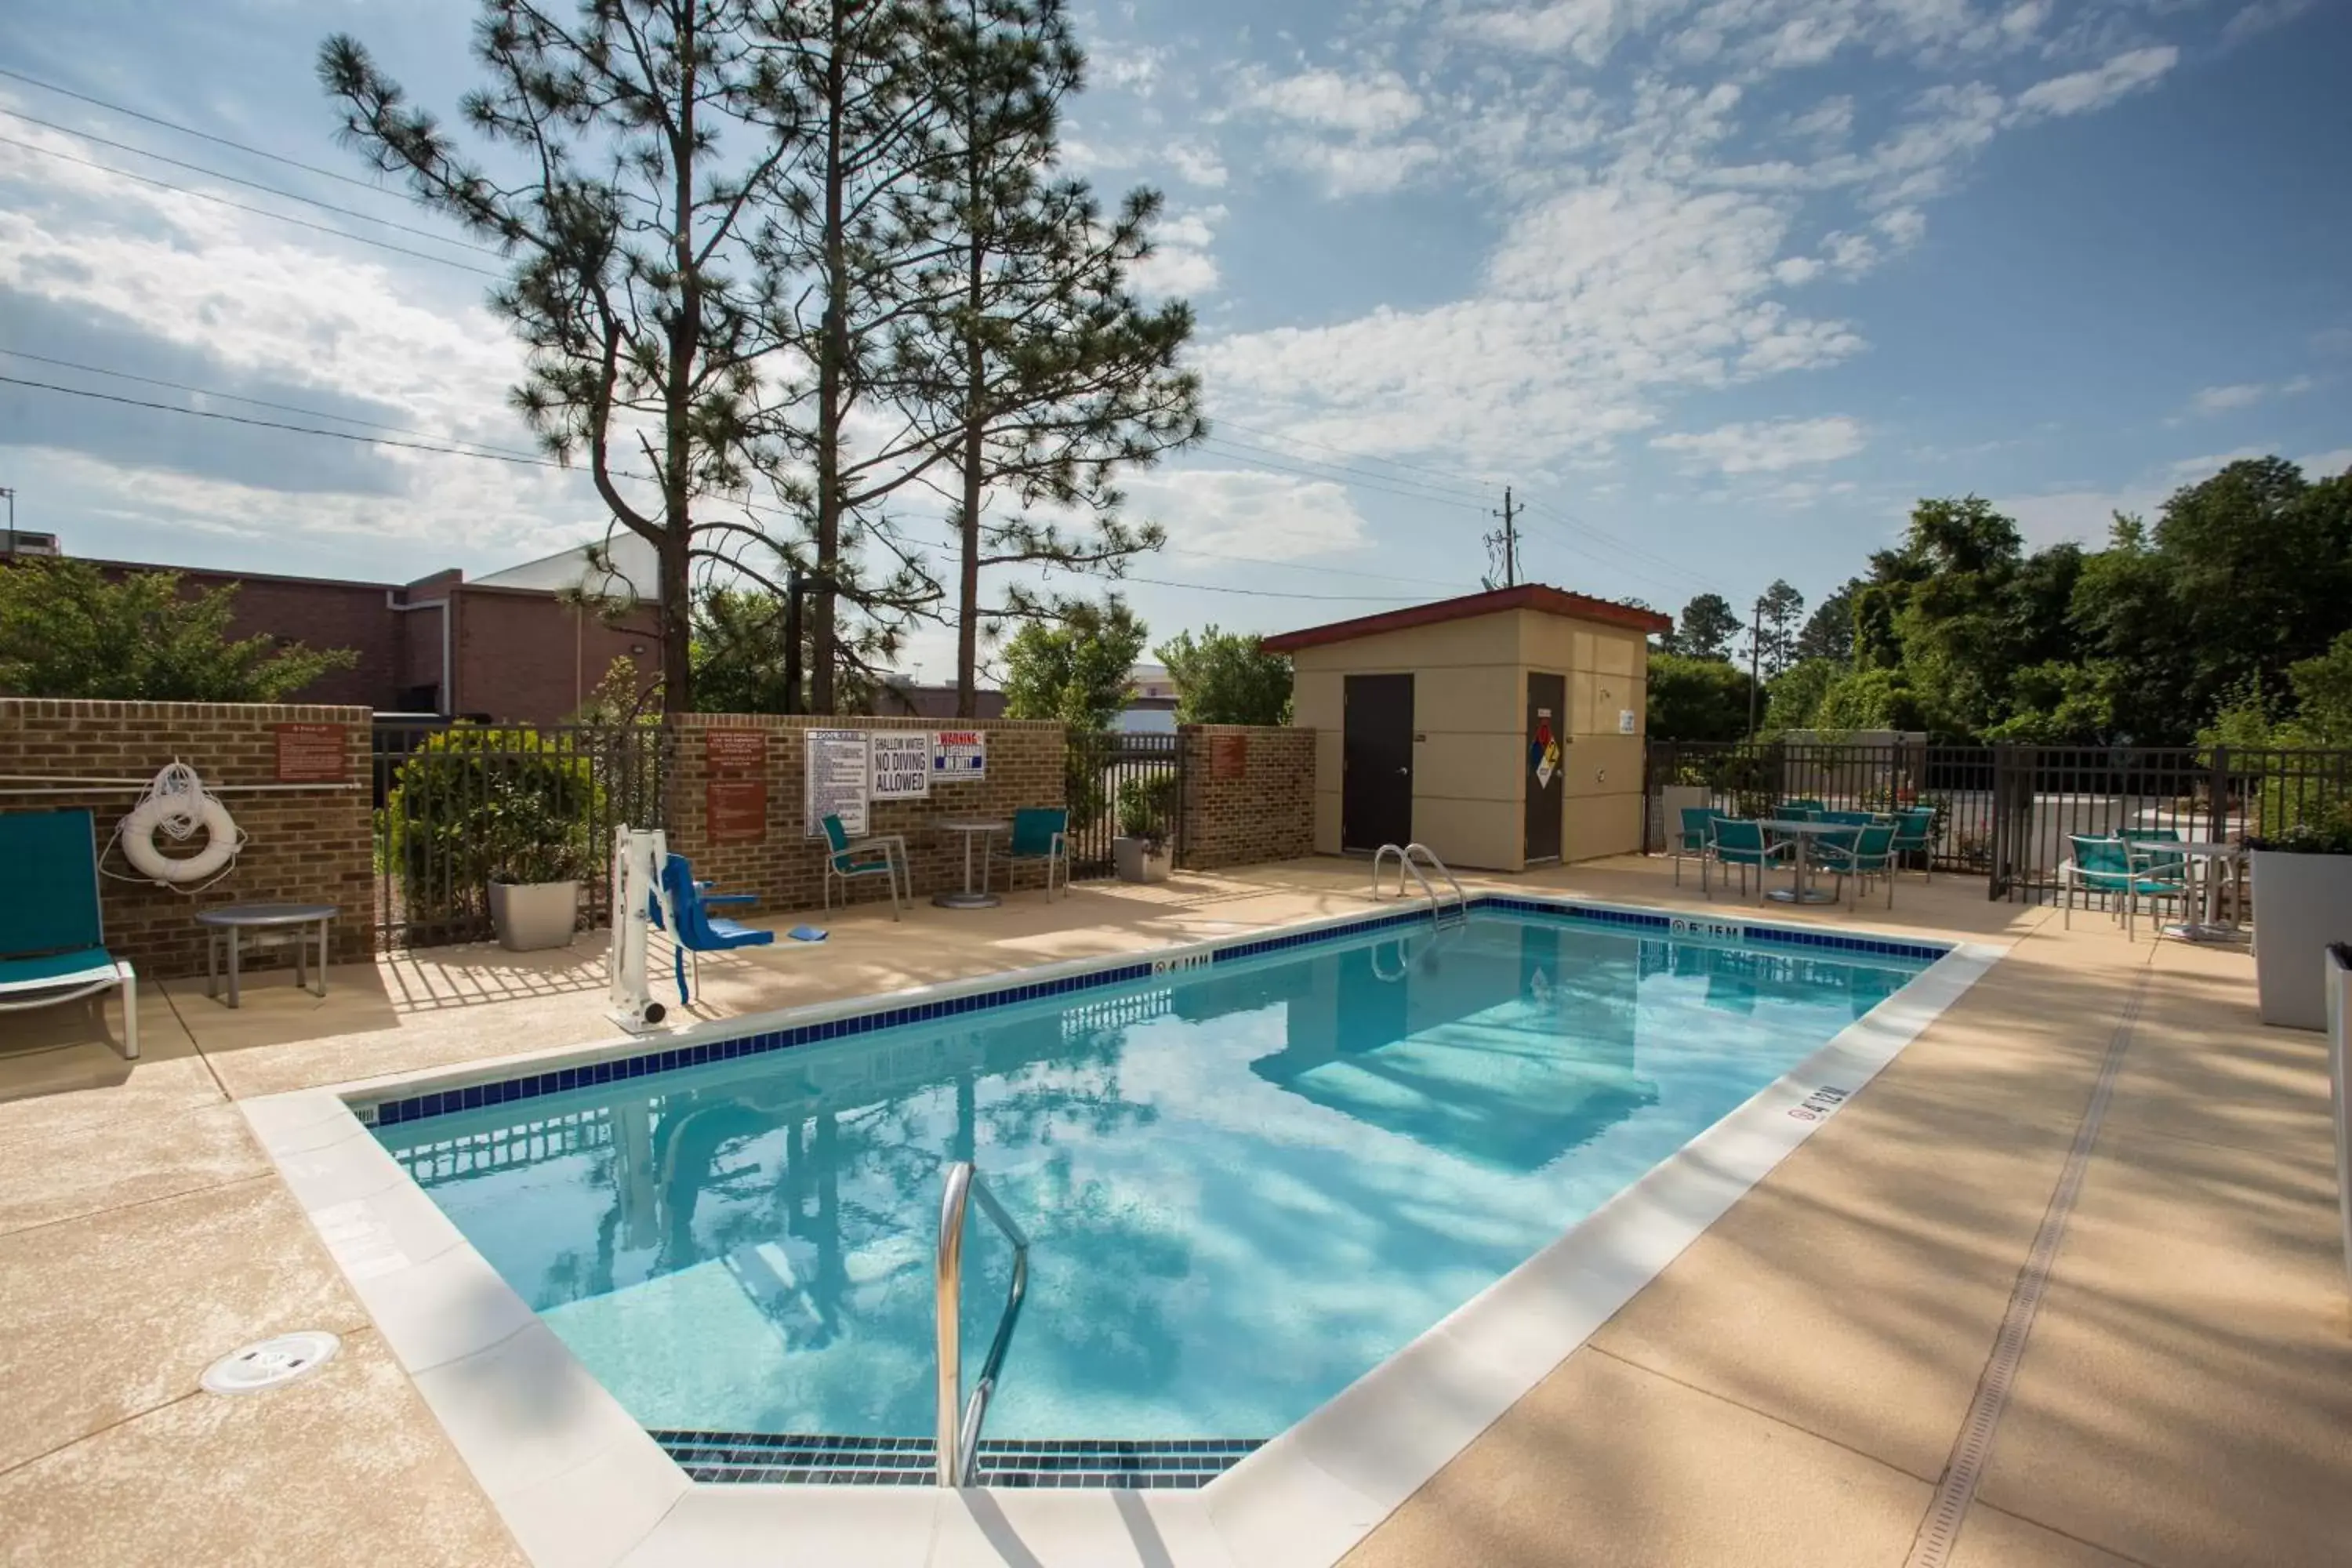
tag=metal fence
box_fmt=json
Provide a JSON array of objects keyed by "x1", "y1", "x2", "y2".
[
  {"x1": 1645, "y1": 739, "x2": 2352, "y2": 902},
  {"x1": 1063, "y1": 731, "x2": 1184, "y2": 879},
  {"x1": 372, "y1": 720, "x2": 668, "y2": 948}
]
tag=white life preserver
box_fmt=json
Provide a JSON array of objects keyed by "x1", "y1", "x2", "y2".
[{"x1": 122, "y1": 793, "x2": 241, "y2": 884}]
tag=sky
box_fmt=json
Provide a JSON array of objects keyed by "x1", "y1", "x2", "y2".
[{"x1": 2, "y1": 0, "x2": 2348, "y2": 685}]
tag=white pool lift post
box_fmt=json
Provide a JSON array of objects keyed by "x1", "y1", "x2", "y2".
[{"x1": 608, "y1": 826, "x2": 674, "y2": 1033}]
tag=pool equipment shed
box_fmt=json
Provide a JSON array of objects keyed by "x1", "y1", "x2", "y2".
[{"x1": 1266, "y1": 585, "x2": 1671, "y2": 872}]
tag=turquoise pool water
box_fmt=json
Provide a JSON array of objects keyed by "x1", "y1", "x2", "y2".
[{"x1": 378, "y1": 911, "x2": 1935, "y2": 1441}]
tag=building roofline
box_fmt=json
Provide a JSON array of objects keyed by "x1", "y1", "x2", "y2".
[{"x1": 1261, "y1": 583, "x2": 1672, "y2": 652}]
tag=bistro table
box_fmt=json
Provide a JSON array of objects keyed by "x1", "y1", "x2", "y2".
[
  {"x1": 1758, "y1": 819, "x2": 1855, "y2": 906},
  {"x1": 2161, "y1": 840, "x2": 2245, "y2": 943},
  {"x1": 934, "y1": 820, "x2": 1010, "y2": 909},
  {"x1": 196, "y1": 903, "x2": 336, "y2": 1007}
]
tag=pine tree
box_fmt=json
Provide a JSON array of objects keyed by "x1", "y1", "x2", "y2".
[
  {"x1": 909, "y1": 0, "x2": 1203, "y2": 716},
  {"x1": 319, "y1": 2, "x2": 803, "y2": 716}
]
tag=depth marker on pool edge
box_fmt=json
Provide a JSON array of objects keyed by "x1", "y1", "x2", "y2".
[{"x1": 1901, "y1": 956, "x2": 2152, "y2": 1568}]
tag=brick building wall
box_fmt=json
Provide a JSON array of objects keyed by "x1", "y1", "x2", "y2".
[
  {"x1": 663, "y1": 714, "x2": 1068, "y2": 913},
  {"x1": 0, "y1": 699, "x2": 376, "y2": 978},
  {"x1": 1177, "y1": 724, "x2": 1316, "y2": 871},
  {"x1": 450, "y1": 586, "x2": 662, "y2": 725}
]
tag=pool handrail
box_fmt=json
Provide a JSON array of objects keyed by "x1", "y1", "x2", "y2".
[
  {"x1": 1371, "y1": 842, "x2": 1468, "y2": 925},
  {"x1": 935, "y1": 1160, "x2": 1031, "y2": 1486}
]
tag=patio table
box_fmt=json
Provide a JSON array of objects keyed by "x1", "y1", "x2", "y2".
[
  {"x1": 197, "y1": 903, "x2": 336, "y2": 1007},
  {"x1": 2160, "y1": 840, "x2": 2244, "y2": 943},
  {"x1": 1758, "y1": 819, "x2": 1850, "y2": 906},
  {"x1": 934, "y1": 820, "x2": 1009, "y2": 910}
]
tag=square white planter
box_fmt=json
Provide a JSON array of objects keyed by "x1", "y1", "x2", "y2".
[
  {"x1": 2250, "y1": 851, "x2": 2352, "y2": 1030},
  {"x1": 489, "y1": 880, "x2": 582, "y2": 952},
  {"x1": 1112, "y1": 837, "x2": 1171, "y2": 884}
]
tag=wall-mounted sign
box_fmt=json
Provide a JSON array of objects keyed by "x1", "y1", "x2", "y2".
[
  {"x1": 870, "y1": 731, "x2": 931, "y2": 799},
  {"x1": 706, "y1": 728, "x2": 766, "y2": 769},
  {"x1": 273, "y1": 723, "x2": 347, "y2": 782},
  {"x1": 707, "y1": 779, "x2": 768, "y2": 843},
  {"x1": 1618, "y1": 710, "x2": 1637, "y2": 735},
  {"x1": 805, "y1": 729, "x2": 869, "y2": 836},
  {"x1": 1211, "y1": 731, "x2": 1249, "y2": 781},
  {"x1": 933, "y1": 729, "x2": 986, "y2": 782}
]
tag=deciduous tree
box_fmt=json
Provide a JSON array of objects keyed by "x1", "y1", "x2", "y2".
[
  {"x1": 1157, "y1": 626, "x2": 1290, "y2": 726},
  {"x1": 0, "y1": 561, "x2": 357, "y2": 701}
]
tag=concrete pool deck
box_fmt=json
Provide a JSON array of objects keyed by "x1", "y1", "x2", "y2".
[{"x1": 3, "y1": 856, "x2": 2347, "y2": 1566}]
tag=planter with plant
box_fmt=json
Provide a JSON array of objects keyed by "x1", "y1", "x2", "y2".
[
  {"x1": 2249, "y1": 803, "x2": 2352, "y2": 1030},
  {"x1": 484, "y1": 780, "x2": 592, "y2": 952},
  {"x1": 1112, "y1": 772, "x2": 1178, "y2": 884}
]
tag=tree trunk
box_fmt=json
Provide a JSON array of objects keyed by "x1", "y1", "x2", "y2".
[
  {"x1": 955, "y1": 145, "x2": 985, "y2": 719},
  {"x1": 811, "y1": 11, "x2": 847, "y2": 715},
  {"x1": 661, "y1": 0, "x2": 701, "y2": 719}
]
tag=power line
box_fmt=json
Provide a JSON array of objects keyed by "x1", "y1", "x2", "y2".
[
  {"x1": 1165, "y1": 544, "x2": 1476, "y2": 590},
  {"x1": 1192, "y1": 437, "x2": 1491, "y2": 514},
  {"x1": 0, "y1": 64, "x2": 416, "y2": 198},
  {"x1": 1212, "y1": 415, "x2": 1502, "y2": 495},
  {"x1": 1198, "y1": 430, "x2": 1495, "y2": 506},
  {"x1": 0, "y1": 135, "x2": 503, "y2": 278},
  {"x1": 1116, "y1": 574, "x2": 1435, "y2": 603},
  {"x1": 0, "y1": 107, "x2": 502, "y2": 255},
  {"x1": 0, "y1": 348, "x2": 550, "y2": 462}
]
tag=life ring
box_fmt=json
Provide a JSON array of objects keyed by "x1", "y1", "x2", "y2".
[{"x1": 122, "y1": 793, "x2": 241, "y2": 884}]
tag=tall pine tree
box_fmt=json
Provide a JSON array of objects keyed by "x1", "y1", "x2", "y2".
[{"x1": 911, "y1": 0, "x2": 1203, "y2": 715}]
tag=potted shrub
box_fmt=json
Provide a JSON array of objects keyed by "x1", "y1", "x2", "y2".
[
  {"x1": 1112, "y1": 772, "x2": 1176, "y2": 884},
  {"x1": 485, "y1": 788, "x2": 590, "y2": 952},
  {"x1": 2249, "y1": 804, "x2": 2352, "y2": 1030}
]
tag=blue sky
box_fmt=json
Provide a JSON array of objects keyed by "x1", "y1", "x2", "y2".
[{"x1": 1, "y1": 0, "x2": 2347, "y2": 681}]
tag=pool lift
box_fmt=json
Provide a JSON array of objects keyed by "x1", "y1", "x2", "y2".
[
  {"x1": 608, "y1": 826, "x2": 673, "y2": 1033},
  {"x1": 1371, "y1": 841, "x2": 1468, "y2": 928},
  {"x1": 935, "y1": 1160, "x2": 1031, "y2": 1486}
]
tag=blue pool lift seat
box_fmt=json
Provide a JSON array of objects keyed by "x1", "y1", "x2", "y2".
[
  {"x1": 649, "y1": 852, "x2": 774, "y2": 1005},
  {"x1": 0, "y1": 810, "x2": 137, "y2": 1058}
]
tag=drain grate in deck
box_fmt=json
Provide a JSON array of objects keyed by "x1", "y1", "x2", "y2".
[{"x1": 651, "y1": 1430, "x2": 1262, "y2": 1490}]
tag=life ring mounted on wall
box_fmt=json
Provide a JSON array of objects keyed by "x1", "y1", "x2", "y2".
[{"x1": 107, "y1": 763, "x2": 247, "y2": 892}]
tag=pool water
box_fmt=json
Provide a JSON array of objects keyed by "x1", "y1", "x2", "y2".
[{"x1": 378, "y1": 912, "x2": 1934, "y2": 1442}]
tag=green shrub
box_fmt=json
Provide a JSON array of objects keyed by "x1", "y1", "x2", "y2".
[{"x1": 381, "y1": 728, "x2": 601, "y2": 928}]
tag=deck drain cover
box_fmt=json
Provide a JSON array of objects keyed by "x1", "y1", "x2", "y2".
[{"x1": 201, "y1": 1331, "x2": 340, "y2": 1395}]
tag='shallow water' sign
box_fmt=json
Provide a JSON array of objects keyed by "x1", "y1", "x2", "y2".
[{"x1": 869, "y1": 732, "x2": 931, "y2": 799}]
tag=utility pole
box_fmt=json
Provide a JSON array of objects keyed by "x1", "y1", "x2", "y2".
[
  {"x1": 0, "y1": 487, "x2": 15, "y2": 556},
  {"x1": 1483, "y1": 486, "x2": 1520, "y2": 588},
  {"x1": 1747, "y1": 598, "x2": 1762, "y2": 740}
]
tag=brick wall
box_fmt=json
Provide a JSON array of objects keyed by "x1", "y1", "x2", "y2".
[
  {"x1": 450, "y1": 586, "x2": 663, "y2": 726},
  {"x1": 663, "y1": 714, "x2": 1068, "y2": 913},
  {"x1": 0, "y1": 699, "x2": 376, "y2": 978},
  {"x1": 1177, "y1": 724, "x2": 1316, "y2": 871}
]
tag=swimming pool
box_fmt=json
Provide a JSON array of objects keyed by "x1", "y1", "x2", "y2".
[{"x1": 370, "y1": 903, "x2": 1946, "y2": 1475}]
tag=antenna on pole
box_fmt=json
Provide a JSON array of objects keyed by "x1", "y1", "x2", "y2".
[{"x1": 1482, "y1": 486, "x2": 1520, "y2": 589}]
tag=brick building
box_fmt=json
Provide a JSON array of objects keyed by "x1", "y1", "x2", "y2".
[{"x1": 5, "y1": 537, "x2": 664, "y2": 726}]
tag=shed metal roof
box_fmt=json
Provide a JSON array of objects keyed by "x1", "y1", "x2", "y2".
[{"x1": 1261, "y1": 583, "x2": 1672, "y2": 652}]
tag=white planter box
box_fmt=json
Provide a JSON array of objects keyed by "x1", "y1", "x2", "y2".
[
  {"x1": 2328, "y1": 945, "x2": 2350, "y2": 1297},
  {"x1": 2251, "y1": 851, "x2": 2352, "y2": 1030},
  {"x1": 489, "y1": 880, "x2": 581, "y2": 952},
  {"x1": 1112, "y1": 837, "x2": 1170, "y2": 884}
]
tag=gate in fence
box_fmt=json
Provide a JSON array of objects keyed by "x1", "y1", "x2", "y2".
[
  {"x1": 371, "y1": 720, "x2": 669, "y2": 948},
  {"x1": 1063, "y1": 731, "x2": 1184, "y2": 879},
  {"x1": 1645, "y1": 739, "x2": 2352, "y2": 903}
]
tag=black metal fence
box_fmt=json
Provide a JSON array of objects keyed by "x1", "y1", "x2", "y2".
[
  {"x1": 372, "y1": 720, "x2": 668, "y2": 948},
  {"x1": 1645, "y1": 739, "x2": 2352, "y2": 902},
  {"x1": 1063, "y1": 731, "x2": 1184, "y2": 879}
]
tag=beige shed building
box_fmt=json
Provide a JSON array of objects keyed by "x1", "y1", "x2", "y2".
[{"x1": 1266, "y1": 585, "x2": 1671, "y2": 872}]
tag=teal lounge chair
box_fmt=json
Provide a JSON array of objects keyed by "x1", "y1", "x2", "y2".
[
  {"x1": 1708, "y1": 818, "x2": 1793, "y2": 904},
  {"x1": 989, "y1": 808, "x2": 1071, "y2": 901},
  {"x1": 822, "y1": 814, "x2": 906, "y2": 918},
  {"x1": 0, "y1": 810, "x2": 137, "y2": 1058},
  {"x1": 1671, "y1": 805, "x2": 1722, "y2": 889},
  {"x1": 1816, "y1": 822, "x2": 1900, "y2": 909},
  {"x1": 2060, "y1": 835, "x2": 2186, "y2": 940},
  {"x1": 1889, "y1": 807, "x2": 1936, "y2": 881}
]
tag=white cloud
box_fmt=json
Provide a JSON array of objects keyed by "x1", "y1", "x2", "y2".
[
  {"x1": 1450, "y1": 0, "x2": 1673, "y2": 66},
  {"x1": 2223, "y1": 0, "x2": 2316, "y2": 47},
  {"x1": 1240, "y1": 68, "x2": 1425, "y2": 138},
  {"x1": 1276, "y1": 137, "x2": 1444, "y2": 196},
  {"x1": 1997, "y1": 485, "x2": 2166, "y2": 549},
  {"x1": 2299, "y1": 447, "x2": 2352, "y2": 477},
  {"x1": 1132, "y1": 205, "x2": 1221, "y2": 297},
  {"x1": 2011, "y1": 46, "x2": 2179, "y2": 121},
  {"x1": 1166, "y1": 143, "x2": 1229, "y2": 188},
  {"x1": 2185, "y1": 377, "x2": 2315, "y2": 416},
  {"x1": 1652, "y1": 415, "x2": 1866, "y2": 474},
  {"x1": 1125, "y1": 468, "x2": 1370, "y2": 559},
  {"x1": 2168, "y1": 447, "x2": 2270, "y2": 478}
]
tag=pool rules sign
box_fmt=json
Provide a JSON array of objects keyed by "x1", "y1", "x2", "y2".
[
  {"x1": 804, "y1": 730, "x2": 869, "y2": 837},
  {"x1": 869, "y1": 732, "x2": 931, "y2": 800}
]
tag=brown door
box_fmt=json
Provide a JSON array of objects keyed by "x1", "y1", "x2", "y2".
[
  {"x1": 1525, "y1": 673, "x2": 1565, "y2": 863},
  {"x1": 1343, "y1": 674, "x2": 1414, "y2": 851}
]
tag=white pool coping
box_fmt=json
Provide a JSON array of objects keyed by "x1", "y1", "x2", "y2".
[{"x1": 242, "y1": 894, "x2": 2004, "y2": 1568}]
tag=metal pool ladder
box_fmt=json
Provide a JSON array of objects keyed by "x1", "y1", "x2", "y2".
[
  {"x1": 1371, "y1": 842, "x2": 1468, "y2": 927},
  {"x1": 935, "y1": 1160, "x2": 1031, "y2": 1487}
]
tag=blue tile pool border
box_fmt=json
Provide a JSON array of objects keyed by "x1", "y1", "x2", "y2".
[{"x1": 359, "y1": 893, "x2": 1949, "y2": 1131}]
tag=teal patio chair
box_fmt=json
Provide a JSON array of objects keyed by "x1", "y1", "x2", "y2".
[
  {"x1": 0, "y1": 809, "x2": 137, "y2": 1058},
  {"x1": 1890, "y1": 807, "x2": 1936, "y2": 881},
  {"x1": 1778, "y1": 799, "x2": 1824, "y2": 818},
  {"x1": 821, "y1": 813, "x2": 907, "y2": 919},
  {"x1": 989, "y1": 808, "x2": 1071, "y2": 901},
  {"x1": 2060, "y1": 835, "x2": 2186, "y2": 940},
  {"x1": 1821, "y1": 810, "x2": 1878, "y2": 827},
  {"x1": 1815, "y1": 822, "x2": 1900, "y2": 909},
  {"x1": 1708, "y1": 818, "x2": 1793, "y2": 904},
  {"x1": 1671, "y1": 805, "x2": 1722, "y2": 889}
]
